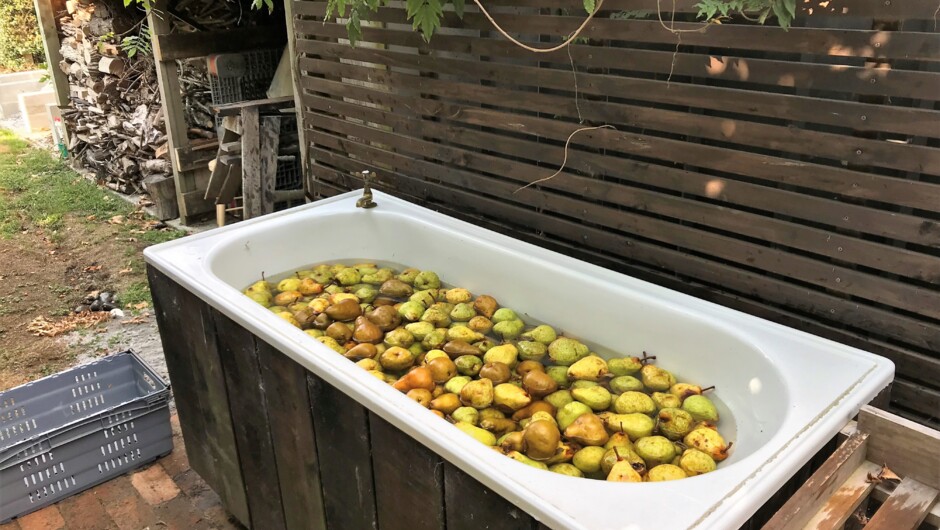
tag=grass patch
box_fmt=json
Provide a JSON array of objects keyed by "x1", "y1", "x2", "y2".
[{"x1": 120, "y1": 280, "x2": 153, "y2": 308}]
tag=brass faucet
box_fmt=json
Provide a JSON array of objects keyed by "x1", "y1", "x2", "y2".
[{"x1": 356, "y1": 170, "x2": 377, "y2": 209}]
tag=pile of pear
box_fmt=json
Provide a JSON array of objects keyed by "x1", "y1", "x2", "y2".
[{"x1": 244, "y1": 263, "x2": 732, "y2": 482}]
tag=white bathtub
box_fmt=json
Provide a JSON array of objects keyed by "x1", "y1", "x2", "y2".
[{"x1": 145, "y1": 190, "x2": 893, "y2": 530}]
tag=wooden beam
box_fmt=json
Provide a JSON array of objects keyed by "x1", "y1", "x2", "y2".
[
  {"x1": 259, "y1": 116, "x2": 281, "y2": 215},
  {"x1": 213, "y1": 96, "x2": 295, "y2": 117},
  {"x1": 858, "y1": 406, "x2": 940, "y2": 490},
  {"x1": 32, "y1": 0, "x2": 69, "y2": 107},
  {"x1": 174, "y1": 140, "x2": 219, "y2": 173},
  {"x1": 154, "y1": 27, "x2": 286, "y2": 62},
  {"x1": 865, "y1": 478, "x2": 939, "y2": 530},
  {"x1": 241, "y1": 106, "x2": 262, "y2": 219},
  {"x1": 283, "y1": 0, "x2": 309, "y2": 200}
]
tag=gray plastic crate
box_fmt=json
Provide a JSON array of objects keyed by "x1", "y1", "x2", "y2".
[{"x1": 0, "y1": 351, "x2": 171, "y2": 523}]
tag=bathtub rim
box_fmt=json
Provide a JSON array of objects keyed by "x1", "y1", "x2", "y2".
[{"x1": 144, "y1": 190, "x2": 894, "y2": 530}]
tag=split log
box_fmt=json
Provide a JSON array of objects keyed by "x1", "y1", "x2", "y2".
[
  {"x1": 143, "y1": 175, "x2": 179, "y2": 221},
  {"x1": 98, "y1": 57, "x2": 124, "y2": 75}
]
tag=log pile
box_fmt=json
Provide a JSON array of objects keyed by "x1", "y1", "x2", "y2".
[{"x1": 56, "y1": 0, "x2": 217, "y2": 194}]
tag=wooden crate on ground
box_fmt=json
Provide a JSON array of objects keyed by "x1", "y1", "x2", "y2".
[{"x1": 764, "y1": 406, "x2": 940, "y2": 530}]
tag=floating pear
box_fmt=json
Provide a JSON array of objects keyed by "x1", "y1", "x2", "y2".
[
  {"x1": 607, "y1": 458, "x2": 643, "y2": 482},
  {"x1": 564, "y1": 413, "x2": 609, "y2": 446},
  {"x1": 410, "y1": 289, "x2": 438, "y2": 307},
  {"x1": 658, "y1": 408, "x2": 695, "y2": 441},
  {"x1": 365, "y1": 305, "x2": 401, "y2": 331},
  {"x1": 647, "y1": 464, "x2": 687, "y2": 482},
  {"x1": 446, "y1": 325, "x2": 484, "y2": 344},
  {"x1": 523, "y1": 420, "x2": 561, "y2": 461},
  {"x1": 614, "y1": 392, "x2": 656, "y2": 416},
  {"x1": 404, "y1": 321, "x2": 435, "y2": 340},
  {"x1": 651, "y1": 392, "x2": 682, "y2": 410},
  {"x1": 511, "y1": 401, "x2": 556, "y2": 422},
  {"x1": 426, "y1": 356, "x2": 457, "y2": 383},
  {"x1": 459, "y1": 378, "x2": 494, "y2": 409},
  {"x1": 422, "y1": 329, "x2": 448, "y2": 350},
  {"x1": 608, "y1": 356, "x2": 645, "y2": 376},
  {"x1": 450, "y1": 303, "x2": 476, "y2": 322},
  {"x1": 516, "y1": 341, "x2": 547, "y2": 361},
  {"x1": 545, "y1": 366, "x2": 570, "y2": 388},
  {"x1": 506, "y1": 451, "x2": 549, "y2": 470},
  {"x1": 544, "y1": 390, "x2": 574, "y2": 410},
  {"x1": 381, "y1": 346, "x2": 416, "y2": 371},
  {"x1": 316, "y1": 336, "x2": 344, "y2": 353},
  {"x1": 384, "y1": 327, "x2": 415, "y2": 348},
  {"x1": 455, "y1": 422, "x2": 496, "y2": 446},
  {"x1": 684, "y1": 427, "x2": 731, "y2": 462},
  {"x1": 678, "y1": 448, "x2": 716, "y2": 476},
  {"x1": 361, "y1": 268, "x2": 393, "y2": 285},
  {"x1": 392, "y1": 366, "x2": 434, "y2": 392},
  {"x1": 472, "y1": 295, "x2": 498, "y2": 318},
  {"x1": 397, "y1": 301, "x2": 426, "y2": 322},
  {"x1": 397, "y1": 268, "x2": 420, "y2": 285},
  {"x1": 548, "y1": 338, "x2": 589, "y2": 366},
  {"x1": 407, "y1": 388, "x2": 432, "y2": 407},
  {"x1": 467, "y1": 316, "x2": 493, "y2": 334},
  {"x1": 445, "y1": 376, "x2": 472, "y2": 395},
  {"x1": 556, "y1": 401, "x2": 592, "y2": 431},
  {"x1": 492, "y1": 319, "x2": 525, "y2": 340},
  {"x1": 491, "y1": 308, "x2": 518, "y2": 323},
  {"x1": 445, "y1": 288, "x2": 473, "y2": 304},
  {"x1": 452, "y1": 407, "x2": 479, "y2": 425},
  {"x1": 573, "y1": 446, "x2": 607, "y2": 474},
  {"x1": 277, "y1": 278, "x2": 303, "y2": 292},
  {"x1": 454, "y1": 355, "x2": 483, "y2": 376},
  {"x1": 521, "y1": 324, "x2": 557, "y2": 345},
  {"x1": 682, "y1": 395, "x2": 719, "y2": 422},
  {"x1": 549, "y1": 463, "x2": 583, "y2": 477},
  {"x1": 571, "y1": 386, "x2": 612, "y2": 411},
  {"x1": 379, "y1": 279, "x2": 413, "y2": 298},
  {"x1": 414, "y1": 271, "x2": 441, "y2": 290},
  {"x1": 635, "y1": 436, "x2": 677, "y2": 467},
  {"x1": 479, "y1": 362, "x2": 512, "y2": 385},
  {"x1": 274, "y1": 291, "x2": 303, "y2": 307},
  {"x1": 494, "y1": 383, "x2": 532, "y2": 412},
  {"x1": 515, "y1": 360, "x2": 545, "y2": 377},
  {"x1": 567, "y1": 356, "x2": 609, "y2": 382},
  {"x1": 483, "y1": 344, "x2": 519, "y2": 368},
  {"x1": 609, "y1": 376, "x2": 644, "y2": 394},
  {"x1": 640, "y1": 364, "x2": 676, "y2": 392},
  {"x1": 352, "y1": 316, "x2": 384, "y2": 344},
  {"x1": 480, "y1": 418, "x2": 519, "y2": 437},
  {"x1": 601, "y1": 412, "x2": 655, "y2": 441},
  {"x1": 325, "y1": 298, "x2": 362, "y2": 321},
  {"x1": 522, "y1": 370, "x2": 558, "y2": 398},
  {"x1": 334, "y1": 268, "x2": 361, "y2": 286}
]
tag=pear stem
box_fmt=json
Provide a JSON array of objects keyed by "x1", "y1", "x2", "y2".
[
  {"x1": 701, "y1": 385, "x2": 715, "y2": 393},
  {"x1": 613, "y1": 447, "x2": 623, "y2": 461},
  {"x1": 641, "y1": 352, "x2": 656, "y2": 365}
]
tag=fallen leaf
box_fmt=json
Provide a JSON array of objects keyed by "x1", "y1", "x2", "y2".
[
  {"x1": 879, "y1": 463, "x2": 901, "y2": 482},
  {"x1": 133, "y1": 301, "x2": 149, "y2": 309},
  {"x1": 82, "y1": 265, "x2": 102, "y2": 272},
  {"x1": 86, "y1": 215, "x2": 96, "y2": 221},
  {"x1": 118, "y1": 268, "x2": 133, "y2": 274},
  {"x1": 108, "y1": 215, "x2": 125, "y2": 225}
]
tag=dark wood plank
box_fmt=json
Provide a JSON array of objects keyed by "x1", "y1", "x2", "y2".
[
  {"x1": 300, "y1": 72, "x2": 940, "y2": 269},
  {"x1": 864, "y1": 478, "x2": 939, "y2": 530},
  {"x1": 213, "y1": 96, "x2": 296, "y2": 116},
  {"x1": 259, "y1": 116, "x2": 281, "y2": 216},
  {"x1": 258, "y1": 342, "x2": 328, "y2": 530},
  {"x1": 305, "y1": 116, "x2": 940, "y2": 324},
  {"x1": 368, "y1": 414, "x2": 445, "y2": 530},
  {"x1": 308, "y1": 151, "x2": 940, "y2": 353},
  {"x1": 211, "y1": 311, "x2": 288, "y2": 530},
  {"x1": 154, "y1": 26, "x2": 287, "y2": 61},
  {"x1": 241, "y1": 107, "x2": 262, "y2": 219},
  {"x1": 146, "y1": 266, "x2": 250, "y2": 525},
  {"x1": 443, "y1": 463, "x2": 537, "y2": 530},
  {"x1": 763, "y1": 432, "x2": 869, "y2": 530},
  {"x1": 307, "y1": 373, "x2": 378, "y2": 530}
]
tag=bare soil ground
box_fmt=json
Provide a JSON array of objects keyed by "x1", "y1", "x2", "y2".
[{"x1": 0, "y1": 129, "x2": 185, "y2": 390}]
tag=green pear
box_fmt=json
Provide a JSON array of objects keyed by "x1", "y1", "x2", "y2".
[
  {"x1": 444, "y1": 288, "x2": 473, "y2": 304},
  {"x1": 571, "y1": 386, "x2": 612, "y2": 411},
  {"x1": 447, "y1": 325, "x2": 484, "y2": 344},
  {"x1": 246, "y1": 280, "x2": 273, "y2": 293},
  {"x1": 493, "y1": 319, "x2": 525, "y2": 340},
  {"x1": 421, "y1": 328, "x2": 447, "y2": 350},
  {"x1": 600, "y1": 446, "x2": 646, "y2": 476},
  {"x1": 640, "y1": 364, "x2": 676, "y2": 391},
  {"x1": 480, "y1": 408, "x2": 506, "y2": 421},
  {"x1": 678, "y1": 448, "x2": 717, "y2": 476},
  {"x1": 658, "y1": 408, "x2": 695, "y2": 441},
  {"x1": 516, "y1": 341, "x2": 547, "y2": 361},
  {"x1": 420, "y1": 307, "x2": 451, "y2": 327},
  {"x1": 544, "y1": 390, "x2": 574, "y2": 410},
  {"x1": 397, "y1": 301, "x2": 426, "y2": 322},
  {"x1": 608, "y1": 356, "x2": 644, "y2": 376},
  {"x1": 545, "y1": 366, "x2": 570, "y2": 388},
  {"x1": 609, "y1": 376, "x2": 644, "y2": 394},
  {"x1": 614, "y1": 392, "x2": 656, "y2": 415},
  {"x1": 384, "y1": 327, "x2": 415, "y2": 348},
  {"x1": 569, "y1": 380, "x2": 597, "y2": 390},
  {"x1": 410, "y1": 289, "x2": 438, "y2": 307},
  {"x1": 607, "y1": 459, "x2": 643, "y2": 482},
  {"x1": 567, "y1": 356, "x2": 610, "y2": 382},
  {"x1": 651, "y1": 392, "x2": 682, "y2": 410},
  {"x1": 549, "y1": 463, "x2": 583, "y2": 477},
  {"x1": 246, "y1": 290, "x2": 272, "y2": 307},
  {"x1": 604, "y1": 432, "x2": 634, "y2": 451},
  {"x1": 505, "y1": 451, "x2": 549, "y2": 470},
  {"x1": 647, "y1": 464, "x2": 688, "y2": 481},
  {"x1": 361, "y1": 268, "x2": 393, "y2": 285},
  {"x1": 601, "y1": 412, "x2": 655, "y2": 441},
  {"x1": 352, "y1": 285, "x2": 377, "y2": 303},
  {"x1": 452, "y1": 407, "x2": 479, "y2": 425},
  {"x1": 483, "y1": 344, "x2": 519, "y2": 368},
  {"x1": 455, "y1": 355, "x2": 483, "y2": 376},
  {"x1": 397, "y1": 268, "x2": 420, "y2": 285},
  {"x1": 277, "y1": 277, "x2": 303, "y2": 292},
  {"x1": 473, "y1": 339, "x2": 497, "y2": 352},
  {"x1": 405, "y1": 321, "x2": 435, "y2": 340},
  {"x1": 450, "y1": 303, "x2": 476, "y2": 322},
  {"x1": 521, "y1": 324, "x2": 557, "y2": 345},
  {"x1": 669, "y1": 383, "x2": 707, "y2": 399},
  {"x1": 634, "y1": 436, "x2": 676, "y2": 467},
  {"x1": 682, "y1": 395, "x2": 719, "y2": 422},
  {"x1": 334, "y1": 268, "x2": 361, "y2": 286},
  {"x1": 572, "y1": 446, "x2": 606, "y2": 474},
  {"x1": 547, "y1": 338, "x2": 590, "y2": 366},
  {"x1": 454, "y1": 421, "x2": 496, "y2": 446},
  {"x1": 491, "y1": 308, "x2": 518, "y2": 323},
  {"x1": 684, "y1": 427, "x2": 730, "y2": 462},
  {"x1": 445, "y1": 376, "x2": 472, "y2": 395},
  {"x1": 414, "y1": 271, "x2": 441, "y2": 290},
  {"x1": 556, "y1": 401, "x2": 593, "y2": 431}
]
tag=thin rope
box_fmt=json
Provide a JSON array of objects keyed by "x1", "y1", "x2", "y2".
[
  {"x1": 470, "y1": 0, "x2": 604, "y2": 53},
  {"x1": 513, "y1": 125, "x2": 615, "y2": 193}
]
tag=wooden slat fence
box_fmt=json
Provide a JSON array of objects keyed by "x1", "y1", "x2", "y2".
[{"x1": 291, "y1": 0, "x2": 940, "y2": 425}]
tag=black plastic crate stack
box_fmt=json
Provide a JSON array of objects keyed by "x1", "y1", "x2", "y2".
[{"x1": 0, "y1": 351, "x2": 172, "y2": 523}]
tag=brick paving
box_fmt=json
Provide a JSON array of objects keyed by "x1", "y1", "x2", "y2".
[{"x1": 1, "y1": 415, "x2": 243, "y2": 530}]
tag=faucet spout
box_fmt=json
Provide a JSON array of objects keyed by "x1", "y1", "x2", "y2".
[{"x1": 356, "y1": 171, "x2": 377, "y2": 209}]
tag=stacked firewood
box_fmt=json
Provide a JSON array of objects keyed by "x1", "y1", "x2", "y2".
[{"x1": 56, "y1": 0, "x2": 217, "y2": 194}]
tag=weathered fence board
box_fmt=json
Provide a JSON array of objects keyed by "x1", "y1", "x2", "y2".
[{"x1": 293, "y1": 0, "x2": 940, "y2": 424}]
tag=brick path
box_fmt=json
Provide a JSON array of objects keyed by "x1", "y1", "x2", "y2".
[{"x1": 1, "y1": 415, "x2": 243, "y2": 530}]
